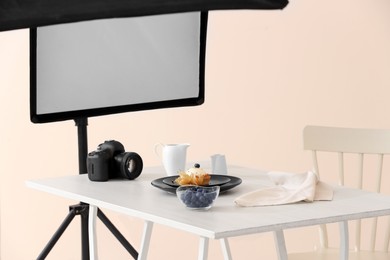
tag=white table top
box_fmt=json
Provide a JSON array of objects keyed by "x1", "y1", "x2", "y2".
[{"x1": 26, "y1": 165, "x2": 390, "y2": 240}]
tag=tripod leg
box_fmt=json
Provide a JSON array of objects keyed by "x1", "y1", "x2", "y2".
[
  {"x1": 97, "y1": 209, "x2": 138, "y2": 259},
  {"x1": 37, "y1": 207, "x2": 77, "y2": 260}
]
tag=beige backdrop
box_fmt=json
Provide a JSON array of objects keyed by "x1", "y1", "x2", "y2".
[{"x1": 1, "y1": 0, "x2": 390, "y2": 259}]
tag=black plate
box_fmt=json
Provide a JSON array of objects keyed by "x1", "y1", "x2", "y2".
[
  {"x1": 162, "y1": 175, "x2": 231, "y2": 187},
  {"x1": 151, "y1": 174, "x2": 242, "y2": 194}
]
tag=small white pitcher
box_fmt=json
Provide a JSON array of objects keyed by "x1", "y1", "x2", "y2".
[{"x1": 154, "y1": 143, "x2": 190, "y2": 176}]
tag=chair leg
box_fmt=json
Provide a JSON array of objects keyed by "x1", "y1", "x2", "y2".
[{"x1": 273, "y1": 230, "x2": 288, "y2": 260}]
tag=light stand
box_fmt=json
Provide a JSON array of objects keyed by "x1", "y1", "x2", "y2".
[{"x1": 37, "y1": 117, "x2": 138, "y2": 259}]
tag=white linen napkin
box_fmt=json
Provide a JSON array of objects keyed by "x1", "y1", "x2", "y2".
[{"x1": 234, "y1": 171, "x2": 333, "y2": 207}]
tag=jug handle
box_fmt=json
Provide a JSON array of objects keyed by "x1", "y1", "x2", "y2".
[{"x1": 154, "y1": 143, "x2": 164, "y2": 158}]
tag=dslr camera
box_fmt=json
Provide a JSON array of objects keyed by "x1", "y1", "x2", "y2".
[{"x1": 87, "y1": 140, "x2": 143, "y2": 181}]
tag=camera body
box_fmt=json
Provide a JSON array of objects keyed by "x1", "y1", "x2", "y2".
[{"x1": 87, "y1": 140, "x2": 143, "y2": 182}]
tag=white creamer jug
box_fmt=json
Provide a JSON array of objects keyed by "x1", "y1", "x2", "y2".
[{"x1": 154, "y1": 143, "x2": 190, "y2": 176}]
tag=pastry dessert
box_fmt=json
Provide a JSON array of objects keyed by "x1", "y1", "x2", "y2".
[{"x1": 175, "y1": 163, "x2": 211, "y2": 186}]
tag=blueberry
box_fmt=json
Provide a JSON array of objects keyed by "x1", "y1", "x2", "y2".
[
  {"x1": 207, "y1": 193, "x2": 217, "y2": 200},
  {"x1": 194, "y1": 163, "x2": 200, "y2": 168},
  {"x1": 184, "y1": 191, "x2": 192, "y2": 201}
]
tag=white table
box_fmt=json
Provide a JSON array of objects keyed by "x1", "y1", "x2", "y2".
[{"x1": 26, "y1": 165, "x2": 390, "y2": 260}]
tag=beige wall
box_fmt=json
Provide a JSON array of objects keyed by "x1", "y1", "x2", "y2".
[{"x1": 1, "y1": 0, "x2": 390, "y2": 259}]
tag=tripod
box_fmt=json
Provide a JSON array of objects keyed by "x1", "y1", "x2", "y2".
[{"x1": 37, "y1": 117, "x2": 138, "y2": 259}]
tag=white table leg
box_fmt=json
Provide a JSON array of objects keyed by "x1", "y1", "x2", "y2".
[
  {"x1": 273, "y1": 230, "x2": 288, "y2": 260},
  {"x1": 88, "y1": 205, "x2": 98, "y2": 260},
  {"x1": 220, "y1": 238, "x2": 232, "y2": 260},
  {"x1": 138, "y1": 220, "x2": 154, "y2": 260},
  {"x1": 198, "y1": 237, "x2": 209, "y2": 260},
  {"x1": 339, "y1": 221, "x2": 349, "y2": 260}
]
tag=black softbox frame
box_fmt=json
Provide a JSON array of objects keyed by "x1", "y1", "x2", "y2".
[{"x1": 0, "y1": 0, "x2": 288, "y2": 31}]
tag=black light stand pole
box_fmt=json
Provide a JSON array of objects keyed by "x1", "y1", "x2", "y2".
[{"x1": 75, "y1": 117, "x2": 88, "y2": 175}]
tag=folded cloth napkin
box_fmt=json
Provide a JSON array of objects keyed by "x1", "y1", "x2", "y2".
[{"x1": 234, "y1": 171, "x2": 333, "y2": 207}]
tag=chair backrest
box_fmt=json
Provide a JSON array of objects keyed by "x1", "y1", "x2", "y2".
[{"x1": 303, "y1": 125, "x2": 390, "y2": 252}]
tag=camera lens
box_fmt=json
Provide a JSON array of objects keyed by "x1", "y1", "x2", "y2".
[{"x1": 115, "y1": 152, "x2": 143, "y2": 180}]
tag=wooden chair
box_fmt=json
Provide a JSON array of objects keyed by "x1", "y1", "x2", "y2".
[{"x1": 287, "y1": 125, "x2": 390, "y2": 260}]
